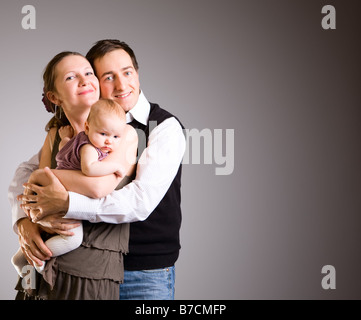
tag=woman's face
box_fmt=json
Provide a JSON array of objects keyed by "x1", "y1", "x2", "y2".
[{"x1": 51, "y1": 55, "x2": 100, "y2": 116}]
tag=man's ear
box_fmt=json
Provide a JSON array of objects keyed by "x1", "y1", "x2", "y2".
[{"x1": 46, "y1": 91, "x2": 61, "y2": 106}]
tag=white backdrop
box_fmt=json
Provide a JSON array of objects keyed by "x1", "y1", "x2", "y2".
[{"x1": 0, "y1": 0, "x2": 360, "y2": 299}]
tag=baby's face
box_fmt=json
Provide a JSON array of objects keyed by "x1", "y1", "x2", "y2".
[{"x1": 86, "y1": 114, "x2": 125, "y2": 153}]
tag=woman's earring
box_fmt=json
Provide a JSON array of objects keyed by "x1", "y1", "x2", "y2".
[{"x1": 54, "y1": 105, "x2": 63, "y2": 120}]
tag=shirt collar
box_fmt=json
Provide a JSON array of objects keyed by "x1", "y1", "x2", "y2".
[{"x1": 126, "y1": 90, "x2": 150, "y2": 125}]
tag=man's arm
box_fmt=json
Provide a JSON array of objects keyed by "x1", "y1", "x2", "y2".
[
  {"x1": 66, "y1": 117, "x2": 186, "y2": 223},
  {"x1": 24, "y1": 117, "x2": 185, "y2": 224},
  {"x1": 20, "y1": 125, "x2": 138, "y2": 217},
  {"x1": 8, "y1": 151, "x2": 53, "y2": 266},
  {"x1": 8, "y1": 151, "x2": 40, "y2": 233}
]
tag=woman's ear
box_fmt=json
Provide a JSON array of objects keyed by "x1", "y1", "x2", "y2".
[{"x1": 46, "y1": 91, "x2": 61, "y2": 106}]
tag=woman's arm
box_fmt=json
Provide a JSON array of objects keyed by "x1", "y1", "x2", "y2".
[
  {"x1": 57, "y1": 125, "x2": 137, "y2": 198},
  {"x1": 39, "y1": 127, "x2": 57, "y2": 169},
  {"x1": 52, "y1": 169, "x2": 120, "y2": 199},
  {"x1": 20, "y1": 124, "x2": 139, "y2": 224},
  {"x1": 30, "y1": 124, "x2": 138, "y2": 199},
  {"x1": 35, "y1": 127, "x2": 117, "y2": 198},
  {"x1": 21, "y1": 129, "x2": 55, "y2": 218}
]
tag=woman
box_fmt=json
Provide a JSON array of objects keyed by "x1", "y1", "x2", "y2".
[{"x1": 15, "y1": 51, "x2": 138, "y2": 299}]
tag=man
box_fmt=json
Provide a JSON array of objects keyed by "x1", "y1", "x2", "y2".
[{"x1": 11, "y1": 40, "x2": 186, "y2": 300}]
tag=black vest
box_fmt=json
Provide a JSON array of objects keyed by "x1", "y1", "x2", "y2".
[{"x1": 126, "y1": 103, "x2": 184, "y2": 270}]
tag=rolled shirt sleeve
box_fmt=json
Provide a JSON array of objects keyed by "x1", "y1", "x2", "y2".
[{"x1": 8, "y1": 151, "x2": 40, "y2": 233}]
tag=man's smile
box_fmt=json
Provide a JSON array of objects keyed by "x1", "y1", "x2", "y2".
[{"x1": 115, "y1": 91, "x2": 132, "y2": 99}]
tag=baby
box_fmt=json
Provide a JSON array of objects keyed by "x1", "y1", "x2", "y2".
[
  {"x1": 56, "y1": 98, "x2": 126, "y2": 176},
  {"x1": 12, "y1": 99, "x2": 127, "y2": 276}
]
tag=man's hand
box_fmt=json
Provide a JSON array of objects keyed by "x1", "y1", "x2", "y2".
[
  {"x1": 17, "y1": 167, "x2": 69, "y2": 222},
  {"x1": 17, "y1": 218, "x2": 52, "y2": 267}
]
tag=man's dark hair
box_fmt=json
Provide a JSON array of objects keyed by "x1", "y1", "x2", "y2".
[{"x1": 86, "y1": 39, "x2": 139, "y2": 72}]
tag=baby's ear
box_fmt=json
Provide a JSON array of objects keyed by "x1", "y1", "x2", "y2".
[{"x1": 84, "y1": 121, "x2": 90, "y2": 134}]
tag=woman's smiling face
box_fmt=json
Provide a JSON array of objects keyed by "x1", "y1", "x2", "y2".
[{"x1": 51, "y1": 55, "x2": 100, "y2": 115}]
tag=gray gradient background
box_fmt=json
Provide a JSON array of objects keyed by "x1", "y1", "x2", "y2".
[{"x1": 0, "y1": 0, "x2": 360, "y2": 299}]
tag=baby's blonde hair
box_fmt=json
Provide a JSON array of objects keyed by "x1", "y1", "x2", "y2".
[{"x1": 87, "y1": 99, "x2": 125, "y2": 123}]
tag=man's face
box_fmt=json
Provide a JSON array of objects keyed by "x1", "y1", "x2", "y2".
[{"x1": 94, "y1": 49, "x2": 140, "y2": 112}]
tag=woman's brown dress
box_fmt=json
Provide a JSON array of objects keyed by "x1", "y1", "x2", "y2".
[{"x1": 15, "y1": 130, "x2": 129, "y2": 300}]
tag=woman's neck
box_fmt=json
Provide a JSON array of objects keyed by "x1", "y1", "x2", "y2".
[
  {"x1": 63, "y1": 106, "x2": 89, "y2": 135},
  {"x1": 69, "y1": 117, "x2": 87, "y2": 135}
]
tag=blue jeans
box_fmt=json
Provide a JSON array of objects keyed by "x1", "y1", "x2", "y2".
[{"x1": 119, "y1": 266, "x2": 175, "y2": 300}]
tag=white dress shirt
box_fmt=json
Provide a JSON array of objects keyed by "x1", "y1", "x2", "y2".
[
  {"x1": 9, "y1": 92, "x2": 186, "y2": 230},
  {"x1": 9, "y1": 152, "x2": 40, "y2": 233}
]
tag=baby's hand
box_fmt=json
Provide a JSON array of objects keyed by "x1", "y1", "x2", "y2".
[
  {"x1": 115, "y1": 167, "x2": 125, "y2": 178},
  {"x1": 59, "y1": 125, "x2": 74, "y2": 140}
]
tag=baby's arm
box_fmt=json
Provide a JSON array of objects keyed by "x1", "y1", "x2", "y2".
[
  {"x1": 80, "y1": 144, "x2": 125, "y2": 177},
  {"x1": 26, "y1": 125, "x2": 138, "y2": 199}
]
